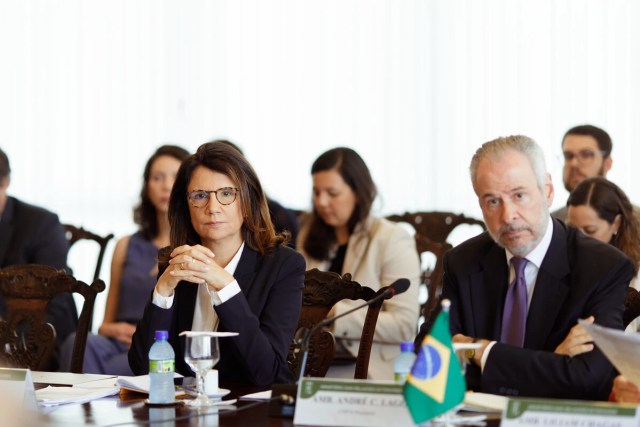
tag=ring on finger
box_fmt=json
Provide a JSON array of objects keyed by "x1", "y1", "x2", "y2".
[{"x1": 181, "y1": 262, "x2": 185, "y2": 270}]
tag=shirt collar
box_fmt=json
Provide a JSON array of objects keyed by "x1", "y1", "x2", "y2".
[
  {"x1": 224, "y1": 242, "x2": 245, "y2": 275},
  {"x1": 506, "y1": 216, "x2": 554, "y2": 268}
]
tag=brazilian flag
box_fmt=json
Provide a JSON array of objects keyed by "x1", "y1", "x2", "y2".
[{"x1": 403, "y1": 305, "x2": 466, "y2": 424}]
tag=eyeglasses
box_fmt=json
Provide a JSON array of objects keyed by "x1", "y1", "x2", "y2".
[
  {"x1": 187, "y1": 187, "x2": 239, "y2": 207},
  {"x1": 562, "y1": 149, "x2": 607, "y2": 165}
]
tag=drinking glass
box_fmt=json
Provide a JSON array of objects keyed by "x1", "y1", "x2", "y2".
[{"x1": 184, "y1": 335, "x2": 220, "y2": 407}]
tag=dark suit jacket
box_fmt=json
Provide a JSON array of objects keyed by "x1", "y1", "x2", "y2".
[
  {"x1": 0, "y1": 196, "x2": 78, "y2": 355},
  {"x1": 416, "y1": 218, "x2": 633, "y2": 400},
  {"x1": 129, "y1": 245, "x2": 305, "y2": 387}
]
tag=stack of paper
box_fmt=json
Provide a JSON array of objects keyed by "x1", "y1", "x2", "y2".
[
  {"x1": 463, "y1": 391, "x2": 507, "y2": 413},
  {"x1": 117, "y1": 374, "x2": 183, "y2": 396},
  {"x1": 36, "y1": 378, "x2": 120, "y2": 407}
]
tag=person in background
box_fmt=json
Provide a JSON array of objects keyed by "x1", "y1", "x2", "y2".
[
  {"x1": 553, "y1": 177, "x2": 640, "y2": 359},
  {"x1": 552, "y1": 125, "x2": 613, "y2": 221},
  {"x1": 566, "y1": 177, "x2": 640, "y2": 290},
  {"x1": 297, "y1": 147, "x2": 420, "y2": 380},
  {"x1": 59, "y1": 145, "x2": 190, "y2": 374},
  {"x1": 207, "y1": 139, "x2": 300, "y2": 248},
  {"x1": 0, "y1": 147, "x2": 77, "y2": 369},
  {"x1": 129, "y1": 142, "x2": 304, "y2": 387},
  {"x1": 417, "y1": 135, "x2": 633, "y2": 400}
]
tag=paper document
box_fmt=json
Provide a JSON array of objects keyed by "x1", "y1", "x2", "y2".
[
  {"x1": 36, "y1": 380, "x2": 119, "y2": 406},
  {"x1": 117, "y1": 374, "x2": 183, "y2": 396},
  {"x1": 579, "y1": 320, "x2": 640, "y2": 386},
  {"x1": 241, "y1": 390, "x2": 272, "y2": 400},
  {"x1": 32, "y1": 372, "x2": 115, "y2": 386},
  {"x1": 463, "y1": 391, "x2": 507, "y2": 413}
]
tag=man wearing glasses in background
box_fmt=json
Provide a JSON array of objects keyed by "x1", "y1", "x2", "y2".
[{"x1": 552, "y1": 125, "x2": 614, "y2": 221}]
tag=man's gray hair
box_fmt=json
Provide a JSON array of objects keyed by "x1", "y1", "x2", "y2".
[{"x1": 470, "y1": 135, "x2": 547, "y2": 190}]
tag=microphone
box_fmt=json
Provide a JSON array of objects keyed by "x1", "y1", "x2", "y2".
[
  {"x1": 379, "y1": 277, "x2": 410, "y2": 300},
  {"x1": 270, "y1": 278, "x2": 410, "y2": 418}
]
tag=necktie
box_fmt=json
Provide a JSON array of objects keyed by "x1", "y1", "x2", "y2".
[{"x1": 500, "y1": 257, "x2": 529, "y2": 347}]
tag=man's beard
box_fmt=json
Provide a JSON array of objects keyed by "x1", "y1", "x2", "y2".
[
  {"x1": 564, "y1": 162, "x2": 606, "y2": 192},
  {"x1": 488, "y1": 205, "x2": 549, "y2": 257}
]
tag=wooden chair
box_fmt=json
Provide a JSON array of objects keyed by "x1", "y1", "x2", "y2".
[
  {"x1": 288, "y1": 268, "x2": 383, "y2": 380},
  {"x1": 63, "y1": 224, "x2": 114, "y2": 282},
  {"x1": 386, "y1": 211, "x2": 486, "y2": 245},
  {"x1": 624, "y1": 287, "x2": 640, "y2": 329},
  {"x1": 387, "y1": 211, "x2": 484, "y2": 317},
  {"x1": 0, "y1": 264, "x2": 106, "y2": 373}
]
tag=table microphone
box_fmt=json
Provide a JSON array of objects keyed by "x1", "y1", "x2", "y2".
[{"x1": 270, "y1": 278, "x2": 410, "y2": 418}]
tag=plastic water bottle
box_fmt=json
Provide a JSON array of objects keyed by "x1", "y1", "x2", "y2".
[
  {"x1": 394, "y1": 341, "x2": 416, "y2": 384},
  {"x1": 149, "y1": 330, "x2": 175, "y2": 404}
]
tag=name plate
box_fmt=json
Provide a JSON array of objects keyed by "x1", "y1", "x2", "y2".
[
  {"x1": 502, "y1": 397, "x2": 640, "y2": 427},
  {"x1": 293, "y1": 378, "x2": 414, "y2": 427},
  {"x1": 0, "y1": 368, "x2": 37, "y2": 411}
]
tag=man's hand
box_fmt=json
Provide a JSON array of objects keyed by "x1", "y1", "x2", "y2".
[
  {"x1": 554, "y1": 316, "x2": 594, "y2": 357},
  {"x1": 612, "y1": 375, "x2": 640, "y2": 403}
]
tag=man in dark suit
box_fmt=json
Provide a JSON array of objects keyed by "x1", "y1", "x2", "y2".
[
  {"x1": 416, "y1": 135, "x2": 633, "y2": 400},
  {"x1": 0, "y1": 147, "x2": 78, "y2": 364}
]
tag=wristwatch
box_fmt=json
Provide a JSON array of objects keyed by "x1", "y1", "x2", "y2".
[
  {"x1": 464, "y1": 347, "x2": 475, "y2": 363},
  {"x1": 465, "y1": 340, "x2": 478, "y2": 365}
]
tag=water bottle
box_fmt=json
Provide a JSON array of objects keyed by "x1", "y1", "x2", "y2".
[
  {"x1": 394, "y1": 341, "x2": 416, "y2": 384},
  {"x1": 149, "y1": 330, "x2": 175, "y2": 404}
]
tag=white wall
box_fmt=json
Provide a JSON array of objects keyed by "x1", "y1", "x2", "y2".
[{"x1": 2, "y1": 0, "x2": 639, "y2": 327}]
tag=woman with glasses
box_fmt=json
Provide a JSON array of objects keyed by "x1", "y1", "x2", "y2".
[
  {"x1": 129, "y1": 142, "x2": 305, "y2": 387},
  {"x1": 60, "y1": 145, "x2": 189, "y2": 375},
  {"x1": 297, "y1": 147, "x2": 420, "y2": 380}
]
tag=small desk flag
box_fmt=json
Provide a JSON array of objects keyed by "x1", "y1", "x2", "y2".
[{"x1": 403, "y1": 300, "x2": 465, "y2": 424}]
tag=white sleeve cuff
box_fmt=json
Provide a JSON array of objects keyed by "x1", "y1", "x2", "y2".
[
  {"x1": 209, "y1": 280, "x2": 241, "y2": 306},
  {"x1": 152, "y1": 286, "x2": 175, "y2": 309},
  {"x1": 480, "y1": 341, "x2": 497, "y2": 372}
]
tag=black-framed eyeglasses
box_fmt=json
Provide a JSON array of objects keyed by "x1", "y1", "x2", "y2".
[
  {"x1": 562, "y1": 149, "x2": 607, "y2": 165},
  {"x1": 187, "y1": 187, "x2": 239, "y2": 207}
]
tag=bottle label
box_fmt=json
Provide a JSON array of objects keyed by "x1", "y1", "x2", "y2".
[
  {"x1": 149, "y1": 359, "x2": 175, "y2": 374},
  {"x1": 394, "y1": 372, "x2": 408, "y2": 383}
]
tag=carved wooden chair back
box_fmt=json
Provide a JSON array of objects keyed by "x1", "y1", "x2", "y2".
[
  {"x1": 0, "y1": 264, "x2": 105, "y2": 372},
  {"x1": 63, "y1": 224, "x2": 114, "y2": 282},
  {"x1": 387, "y1": 211, "x2": 484, "y2": 318},
  {"x1": 386, "y1": 211, "x2": 486, "y2": 245},
  {"x1": 288, "y1": 268, "x2": 383, "y2": 380}
]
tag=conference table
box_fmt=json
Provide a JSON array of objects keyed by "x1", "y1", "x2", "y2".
[{"x1": 35, "y1": 381, "x2": 501, "y2": 426}]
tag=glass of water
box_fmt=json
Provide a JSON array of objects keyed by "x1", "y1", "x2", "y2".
[{"x1": 184, "y1": 335, "x2": 219, "y2": 407}]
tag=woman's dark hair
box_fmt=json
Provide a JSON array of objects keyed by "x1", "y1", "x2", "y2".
[
  {"x1": 567, "y1": 176, "x2": 640, "y2": 273},
  {"x1": 134, "y1": 145, "x2": 190, "y2": 240},
  {"x1": 303, "y1": 147, "x2": 377, "y2": 260},
  {"x1": 168, "y1": 142, "x2": 287, "y2": 254}
]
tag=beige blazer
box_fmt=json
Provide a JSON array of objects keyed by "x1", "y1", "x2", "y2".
[{"x1": 297, "y1": 216, "x2": 421, "y2": 379}]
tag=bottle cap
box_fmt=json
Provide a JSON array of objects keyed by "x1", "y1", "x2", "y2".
[
  {"x1": 400, "y1": 341, "x2": 414, "y2": 352},
  {"x1": 155, "y1": 330, "x2": 169, "y2": 340}
]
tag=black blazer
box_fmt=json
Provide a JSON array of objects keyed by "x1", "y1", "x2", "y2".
[
  {"x1": 0, "y1": 196, "x2": 78, "y2": 355},
  {"x1": 129, "y1": 245, "x2": 305, "y2": 387},
  {"x1": 417, "y1": 218, "x2": 633, "y2": 400}
]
